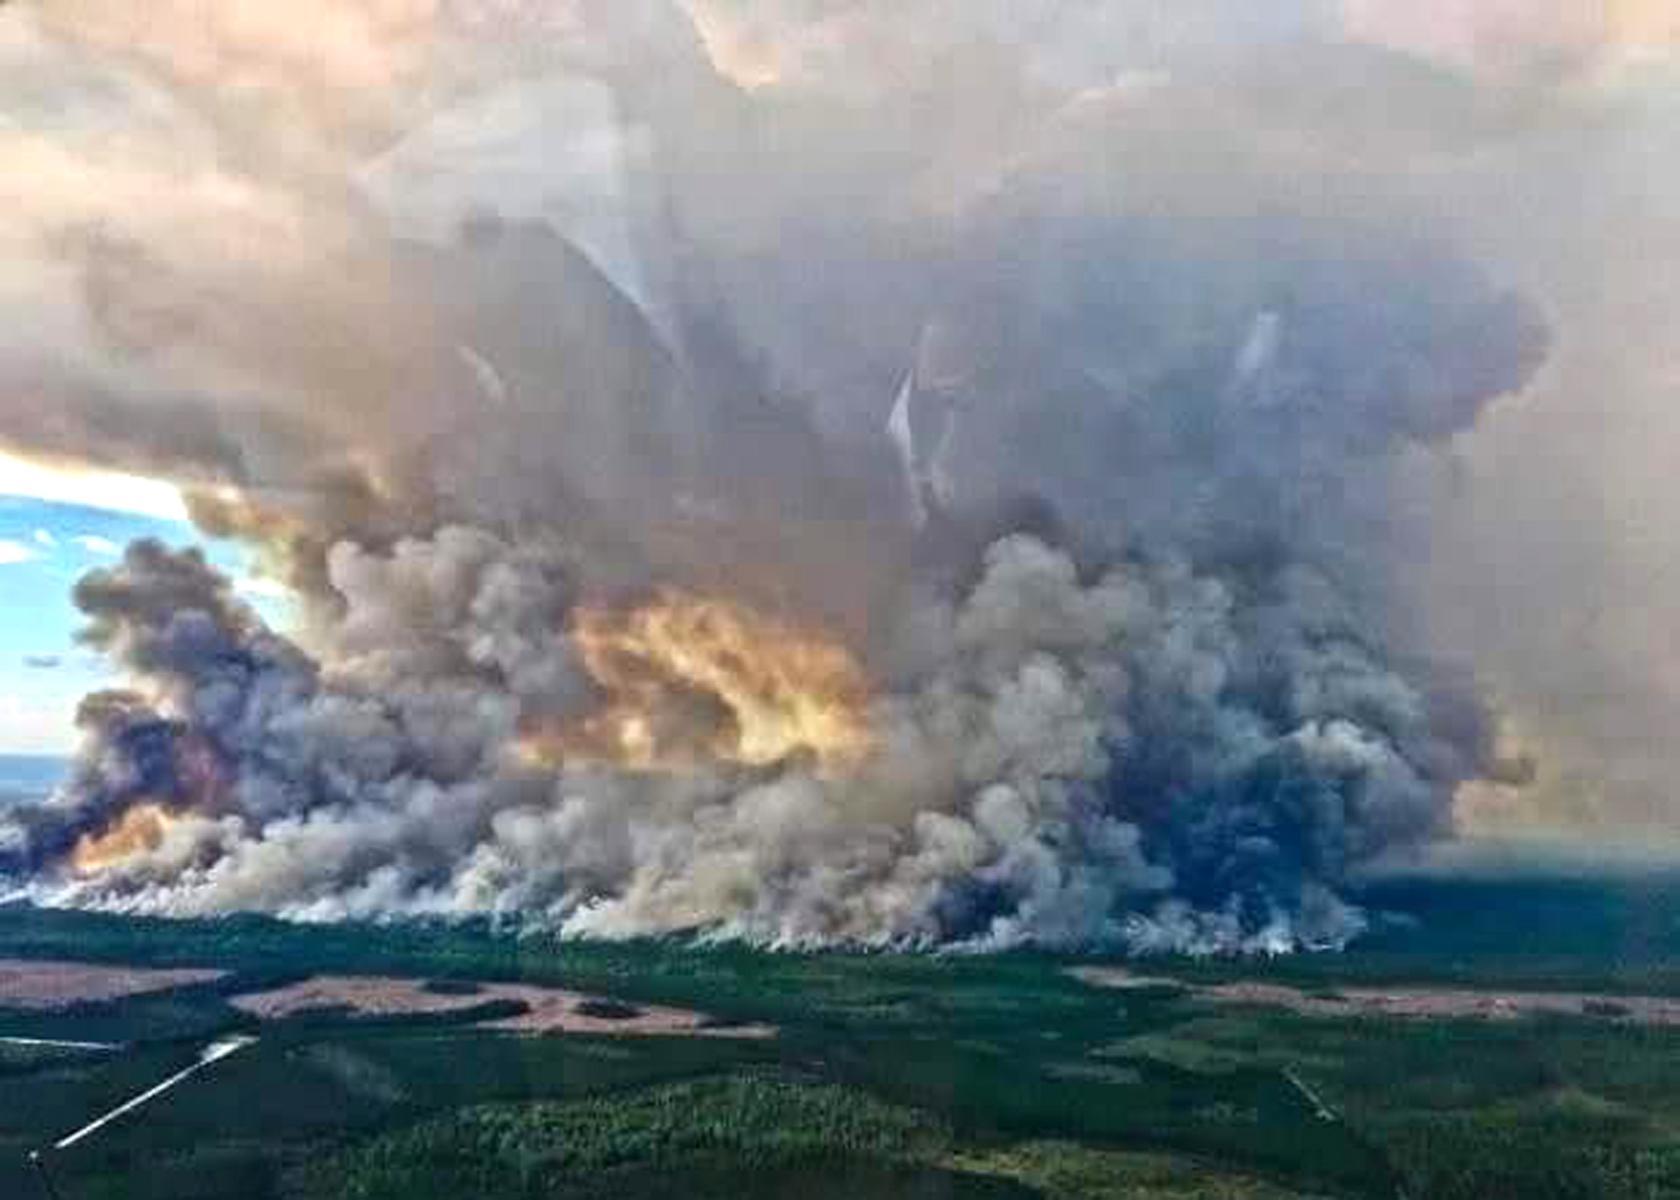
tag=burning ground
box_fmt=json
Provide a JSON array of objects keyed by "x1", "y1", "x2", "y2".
[{"x1": 0, "y1": 2, "x2": 1590, "y2": 952}]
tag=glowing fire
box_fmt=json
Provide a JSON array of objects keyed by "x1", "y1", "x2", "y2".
[
  {"x1": 70, "y1": 803, "x2": 178, "y2": 875},
  {"x1": 526, "y1": 591, "x2": 874, "y2": 773}
]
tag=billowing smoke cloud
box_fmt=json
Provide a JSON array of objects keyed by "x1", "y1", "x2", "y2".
[
  {"x1": 2, "y1": 530, "x2": 1482, "y2": 951},
  {"x1": 0, "y1": 0, "x2": 1596, "y2": 950}
]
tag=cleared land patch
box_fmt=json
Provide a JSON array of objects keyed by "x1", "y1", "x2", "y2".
[
  {"x1": 1071, "y1": 965, "x2": 1680, "y2": 1024},
  {"x1": 228, "y1": 974, "x2": 775, "y2": 1037},
  {"x1": 0, "y1": 958, "x2": 224, "y2": 1010}
]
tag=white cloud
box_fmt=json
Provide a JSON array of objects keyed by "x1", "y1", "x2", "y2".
[
  {"x1": 235, "y1": 574, "x2": 292, "y2": 601},
  {"x1": 71, "y1": 534, "x2": 121, "y2": 556},
  {"x1": 0, "y1": 450, "x2": 188, "y2": 522},
  {"x1": 32, "y1": 528, "x2": 56, "y2": 547},
  {"x1": 0, "y1": 539, "x2": 40, "y2": 566}
]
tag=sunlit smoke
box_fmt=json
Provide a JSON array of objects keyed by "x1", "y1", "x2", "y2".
[
  {"x1": 0, "y1": 449, "x2": 187, "y2": 521},
  {"x1": 524, "y1": 591, "x2": 873, "y2": 774},
  {"x1": 71, "y1": 803, "x2": 178, "y2": 875}
]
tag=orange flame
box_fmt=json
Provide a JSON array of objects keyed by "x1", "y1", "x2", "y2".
[
  {"x1": 525, "y1": 591, "x2": 873, "y2": 774},
  {"x1": 70, "y1": 803, "x2": 178, "y2": 875}
]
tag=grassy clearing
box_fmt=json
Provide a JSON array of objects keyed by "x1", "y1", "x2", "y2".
[{"x1": 946, "y1": 1141, "x2": 1327, "y2": 1200}]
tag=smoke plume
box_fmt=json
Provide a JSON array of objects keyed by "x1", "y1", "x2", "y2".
[{"x1": 5, "y1": 0, "x2": 1634, "y2": 951}]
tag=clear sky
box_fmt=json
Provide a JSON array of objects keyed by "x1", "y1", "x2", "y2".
[{"x1": 0, "y1": 472, "x2": 288, "y2": 754}]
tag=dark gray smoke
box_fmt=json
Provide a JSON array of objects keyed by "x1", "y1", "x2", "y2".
[{"x1": 0, "y1": 1, "x2": 1558, "y2": 950}]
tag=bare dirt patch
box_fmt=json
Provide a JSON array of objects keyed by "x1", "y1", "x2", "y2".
[
  {"x1": 0, "y1": 959, "x2": 226, "y2": 1010},
  {"x1": 1069, "y1": 965, "x2": 1680, "y2": 1026},
  {"x1": 1205, "y1": 981, "x2": 1680, "y2": 1025},
  {"x1": 228, "y1": 975, "x2": 775, "y2": 1038}
]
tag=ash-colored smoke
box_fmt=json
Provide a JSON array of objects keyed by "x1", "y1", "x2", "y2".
[
  {"x1": 0, "y1": 1, "x2": 1565, "y2": 950},
  {"x1": 6, "y1": 530, "x2": 1468, "y2": 952}
]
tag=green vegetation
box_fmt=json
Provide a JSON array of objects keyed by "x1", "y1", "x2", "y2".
[
  {"x1": 285, "y1": 1077, "x2": 960, "y2": 1198},
  {"x1": 6, "y1": 1033, "x2": 773, "y2": 1200},
  {"x1": 2, "y1": 882, "x2": 1680, "y2": 1199},
  {"x1": 1110, "y1": 1006, "x2": 1680, "y2": 1199},
  {"x1": 946, "y1": 1142, "x2": 1329, "y2": 1200},
  {"x1": 0, "y1": 1039, "x2": 110, "y2": 1075},
  {"x1": 419, "y1": 979, "x2": 482, "y2": 996},
  {"x1": 288, "y1": 1078, "x2": 1331, "y2": 1200},
  {"x1": 572, "y1": 998, "x2": 643, "y2": 1020}
]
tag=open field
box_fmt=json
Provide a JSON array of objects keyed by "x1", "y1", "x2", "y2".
[
  {"x1": 0, "y1": 959, "x2": 225, "y2": 1010},
  {"x1": 228, "y1": 974, "x2": 775, "y2": 1037},
  {"x1": 1071, "y1": 966, "x2": 1680, "y2": 1025},
  {"x1": 1, "y1": 878, "x2": 1678, "y2": 1199}
]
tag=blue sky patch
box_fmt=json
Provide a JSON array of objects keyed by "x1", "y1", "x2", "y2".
[{"x1": 0, "y1": 496, "x2": 290, "y2": 752}]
